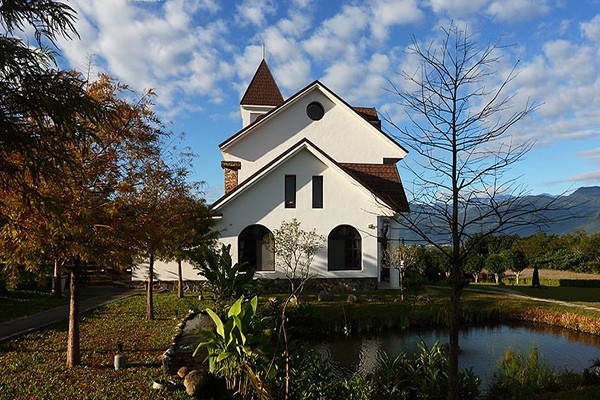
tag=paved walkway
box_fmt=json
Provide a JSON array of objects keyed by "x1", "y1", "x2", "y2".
[
  {"x1": 0, "y1": 287, "x2": 142, "y2": 343},
  {"x1": 435, "y1": 285, "x2": 600, "y2": 313}
]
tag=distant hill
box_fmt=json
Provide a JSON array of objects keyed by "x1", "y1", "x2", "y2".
[{"x1": 398, "y1": 186, "x2": 600, "y2": 242}]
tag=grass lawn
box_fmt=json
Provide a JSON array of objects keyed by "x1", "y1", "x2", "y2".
[
  {"x1": 0, "y1": 292, "x2": 205, "y2": 400},
  {"x1": 0, "y1": 290, "x2": 98, "y2": 323},
  {"x1": 1, "y1": 289, "x2": 600, "y2": 399},
  {"x1": 468, "y1": 283, "x2": 600, "y2": 308}
]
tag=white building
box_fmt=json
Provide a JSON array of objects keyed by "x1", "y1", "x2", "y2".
[{"x1": 134, "y1": 60, "x2": 409, "y2": 290}]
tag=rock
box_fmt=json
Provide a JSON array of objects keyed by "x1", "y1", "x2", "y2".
[
  {"x1": 369, "y1": 295, "x2": 385, "y2": 303},
  {"x1": 347, "y1": 294, "x2": 359, "y2": 303},
  {"x1": 184, "y1": 370, "x2": 205, "y2": 397},
  {"x1": 177, "y1": 366, "x2": 189, "y2": 378},
  {"x1": 318, "y1": 290, "x2": 334, "y2": 302}
]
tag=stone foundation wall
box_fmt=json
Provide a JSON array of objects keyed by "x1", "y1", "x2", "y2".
[{"x1": 156, "y1": 278, "x2": 378, "y2": 294}]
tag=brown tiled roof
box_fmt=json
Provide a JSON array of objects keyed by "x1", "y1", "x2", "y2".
[
  {"x1": 339, "y1": 163, "x2": 409, "y2": 212},
  {"x1": 240, "y1": 60, "x2": 284, "y2": 107},
  {"x1": 352, "y1": 107, "x2": 381, "y2": 129}
]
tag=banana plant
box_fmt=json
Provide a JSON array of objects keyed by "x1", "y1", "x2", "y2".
[{"x1": 194, "y1": 296, "x2": 274, "y2": 399}]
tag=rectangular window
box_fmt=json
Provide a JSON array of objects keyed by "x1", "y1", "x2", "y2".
[
  {"x1": 285, "y1": 175, "x2": 296, "y2": 208},
  {"x1": 312, "y1": 176, "x2": 323, "y2": 208}
]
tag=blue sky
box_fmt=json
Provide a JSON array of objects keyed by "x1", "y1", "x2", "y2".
[{"x1": 48, "y1": 0, "x2": 600, "y2": 201}]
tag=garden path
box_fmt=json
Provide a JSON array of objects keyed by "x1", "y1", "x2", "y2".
[
  {"x1": 0, "y1": 286, "x2": 142, "y2": 343},
  {"x1": 457, "y1": 286, "x2": 600, "y2": 313}
]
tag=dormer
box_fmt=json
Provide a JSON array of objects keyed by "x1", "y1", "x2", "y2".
[{"x1": 240, "y1": 60, "x2": 284, "y2": 128}]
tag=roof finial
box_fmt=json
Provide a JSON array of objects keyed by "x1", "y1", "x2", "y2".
[{"x1": 262, "y1": 43, "x2": 265, "y2": 60}]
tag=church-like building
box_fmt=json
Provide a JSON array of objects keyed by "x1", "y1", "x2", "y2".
[{"x1": 134, "y1": 60, "x2": 409, "y2": 289}]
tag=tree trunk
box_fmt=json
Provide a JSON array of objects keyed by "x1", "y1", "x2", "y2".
[
  {"x1": 447, "y1": 262, "x2": 461, "y2": 400},
  {"x1": 495, "y1": 273, "x2": 499, "y2": 284},
  {"x1": 515, "y1": 271, "x2": 520, "y2": 285},
  {"x1": 177, "y1": 259, "x2": 183, "y2": 298},
  {"x1": 53, "y1": 260, "x2": 62, "y2": 298},
  {"x1": 448, "y1": 86, "x2": 460, "y2": 400},
  {"x1": 146, "y1": 253, "x2": 154, "y2": 321},
  {"x1": 66, "y1": 260, "x2": 81, "y2": 367}
]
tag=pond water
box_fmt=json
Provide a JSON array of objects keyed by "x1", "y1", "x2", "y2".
[{"x1": 308, "y1": 322, "x2": 600, "y2": 388}]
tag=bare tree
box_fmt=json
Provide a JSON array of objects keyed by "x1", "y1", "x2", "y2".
[
  {"x1": 385, "y1": 24, "x2": 567, "y2": 400},
  {"x1": 386, "y1": 242, "x2": 418, "y2": 301},
  {"x1": 265, "y1": 218, "x2": 326, "y2": 298},
  {"x1": 265, "y1": 218, "x2": 325, "y2": 400}
]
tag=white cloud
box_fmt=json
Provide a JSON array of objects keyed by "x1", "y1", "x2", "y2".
[
  {"x1": 428, "y1": 0, "x2": 490, "y2": 17},
  {"x1": 235, "y1": 0, "x2": 277, "y2": 28},
  {"x1": 581, "y1": 14, "x2": 600, "y2": 42},
  {"x1": 369, "y1": 0, "x2": 424, "y2": 41},
  {"x1": 290, "y1": 0, "x2": 315, "y2": 9},
  {"x1": 57, "y1": 0, "x2": 232, "y2": 116},
  {"x1": 277, "y1": 11, "x2": 311, "y2": 38},
  {"x1": 487, "y1": 0, "x2": 551, "y2": 22},
  {"x1": 552, "y1": 169, "x2": 600, "y2": 184},
  {"x1": 273, "y1": 58, "x2": 311, "y2": 93},
  {"x1": 302, "y1": 5, "x2": 369, "y2": 60}
]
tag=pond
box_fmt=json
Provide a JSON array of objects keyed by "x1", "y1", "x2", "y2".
[{"x1": 309, "y1": 322, "x2": 600, "y2": 388}]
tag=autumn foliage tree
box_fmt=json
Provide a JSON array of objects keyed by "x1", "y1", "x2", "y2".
[{"x1": 0, "y1": 74, "x2": 174, "y2": 366}]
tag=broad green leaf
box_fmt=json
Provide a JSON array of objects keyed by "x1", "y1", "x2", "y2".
[
  {"x1": 216, "y1": 352, "x2": 232, "y2": 362},
  {"x1": 206, "y1": 308, "x2": 224, "y2": 338},
  {"x1": 233, "y1": 315, "x2": 246, "y2": 345},
  {"x1": 228, "y1": 297, "x2": 242, "y2": 317}
]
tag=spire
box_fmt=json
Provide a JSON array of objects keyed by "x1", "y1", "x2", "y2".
[{"x1": 240, "y1": 59, "x2": 284, "y2": 107}]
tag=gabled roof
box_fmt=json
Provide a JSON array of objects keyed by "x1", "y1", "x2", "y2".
[
  {"x1": 340, "y1": 163, "x2": 409, "y2": 213},
  {"x1": 221, "y1": 80, "x2": 408, "y2": 155},
  {"x1": 352, "y1": 107, "x2": 381, "y2": 129},
  {"x1": 212, "y1": 138, "x2": 408, "y2": 213},
  {"x1": 240, "y1": 60, "x2": 284, "y2": 107}
]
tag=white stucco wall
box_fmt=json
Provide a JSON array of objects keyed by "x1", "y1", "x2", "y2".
[
  {"x1": 132, "y1": 258, "x2": 205, "y2": 282},
  {"x1": 215, "y1": 148, "x2": 395, "y2": 280},
  {"x1": 223, "y1": 87, "x2": 407, "y2": 182}
]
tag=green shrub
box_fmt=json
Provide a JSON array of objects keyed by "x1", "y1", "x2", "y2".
[
  {"x1": 190, "y1": 244, "x2": 258, "y2": 311},
  {"x1": 517, "y1": 278, "x2": 600, "y2": 288},
  {"x1": 272, "y1": 341, "x2": 480, "y2": 400},
  {"x1": 194, "y1": 296, "x2": 275, "y2": 399},
  {"x1": 487, "y1": 347, "x2": 557, "y2": 399}
]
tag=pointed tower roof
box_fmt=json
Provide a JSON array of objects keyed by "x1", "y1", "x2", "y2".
[{"x1": 240, "y1": 60, "x2": 284, "y2": 107}]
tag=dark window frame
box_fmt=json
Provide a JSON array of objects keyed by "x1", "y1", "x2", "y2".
[
  {"x1": 285, "y1": 175, "x2": 296, "y2": 208},
  {"x1": 312, "y1": 175, "x2": 323, "y2": 208},
  {"x1": 238, "y1": 225, "x2": 275, "y2": 272},
  {"x1": 328, "y1": 225, "x2": 362, "y2": 271}
]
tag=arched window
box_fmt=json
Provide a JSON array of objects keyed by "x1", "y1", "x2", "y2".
[
  {"x1": 328, "y1": 225, "x2": 361, "y2": 271},
  {"x1": 238, "y1": 225, "x2": 275, "y2": 271}
]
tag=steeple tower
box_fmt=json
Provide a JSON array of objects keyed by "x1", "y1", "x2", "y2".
[{"x1": 240, "y1": 59, "x2": 284, "y2": 127}]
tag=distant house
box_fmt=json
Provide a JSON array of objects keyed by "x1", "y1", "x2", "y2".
[{"x1": 133, "y1": 60, "x2": 409, "y2": 289}]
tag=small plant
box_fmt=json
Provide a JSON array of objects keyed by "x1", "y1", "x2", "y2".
[
  {"x1": 487, "y1": 347, "x2": 558, "y2": 399},
  {"x1": 190, "y1": 244, "x2": 257, "y2": 311},
  {"x1": 194, "y1": 296, "x2": 275, "y2": 399}
]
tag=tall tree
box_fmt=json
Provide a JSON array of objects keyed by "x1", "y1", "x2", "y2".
[
  {"x1": 386, "y1": 25, "x2": 566, "y2": 400},
  {"x1": 162, "y1": 190, "x2": 216, "y2": 298},
  {"x1": 0, "y1": 0, "x2": 101, "y2": 211},
  {"x1": 0, "y1": 75, "x2": 169, "y2": 367}
]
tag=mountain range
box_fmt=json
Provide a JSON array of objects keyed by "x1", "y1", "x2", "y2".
[{"x1": 398, "y1": 186, "x2": 600, "y2": 241}]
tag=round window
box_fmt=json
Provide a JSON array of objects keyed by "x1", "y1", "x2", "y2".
[{"x1": 306, "y1": 102, "x2": 324, "y2": 121}]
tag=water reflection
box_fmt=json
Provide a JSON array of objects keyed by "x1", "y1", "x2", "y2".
[{"x1": 308, "y1": 322, "x2": 600, "y2": 387}]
